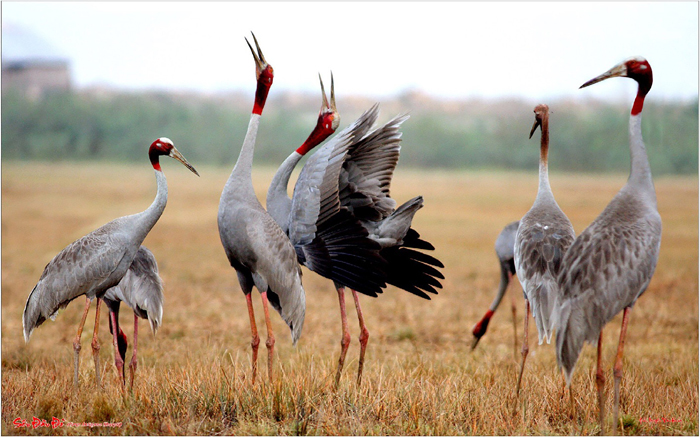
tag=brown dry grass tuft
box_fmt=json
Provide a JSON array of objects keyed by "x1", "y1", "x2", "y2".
[{"x1": 2, "y1": 162, "x2": 697, "y2": 435}]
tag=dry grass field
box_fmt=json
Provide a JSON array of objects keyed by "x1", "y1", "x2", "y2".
[{"x1": 1, "y1": 161, "x2": 697, "y2": 435}]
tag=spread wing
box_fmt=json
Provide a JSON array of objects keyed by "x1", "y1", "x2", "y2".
[
  {"x1": 338, "y1": 107, "x2": 408, "y2": 222},
  {"x1": 289, "y1": 107, "x2": 388, "y2": 296}
]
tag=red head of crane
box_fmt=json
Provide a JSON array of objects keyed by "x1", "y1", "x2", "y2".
[
  {"x1": 556, "y1": 56, "x2": 660, "y2": 434},
  {"x1": 23, "y1": 137, "x2": 198, "y2": 387}
]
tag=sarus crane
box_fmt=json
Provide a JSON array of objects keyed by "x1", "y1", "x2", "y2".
[
  {"x1": 267, "y1": 74, "x2": 391, "y2": 387},
  {"x1": 555, "y1": 57, "x2": 661, "y2": 434},
  {"x1": 102, "y1": 245, "x2": 164, "y2": 391},
  {"x1": 22, "y1": 138, "x2": 198, "y2": 387},
  {"x1": 218, "y1": 33, "x2": 306, "y2": 384},
  {"x1": 471, "y1": 220, "x2": 520, "y2": 357},
  {"x1": 514, "y1": 104, "x2": 575, "y2": 397},
  {"x1": 275, "y1": 96, "x2": 444, "y2": 386}
]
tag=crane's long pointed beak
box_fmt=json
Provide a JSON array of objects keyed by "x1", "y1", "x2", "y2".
[
  {"x1": 529, "y1": 118, "x2": 541, "y2": 139},
  {"x1": 319, "y1": 73, "x2": 329, "y2": 110},
  {"x1": 169, "y1": 147, "x2": 199, "y2": 176},
  {"x1": 470, "y1": 335, "x2": 481, "y2": 351},
  {"x1": 330, "y1": 71, "x2": 336, "y2": 112},
  {"x1": 246, "y1": 32, "x2": 267, "y2": 76},
  {"x1": 580, "y1": 62, "x2": 628, "y2": 89}
]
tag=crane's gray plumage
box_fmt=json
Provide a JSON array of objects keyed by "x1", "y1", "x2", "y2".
[
  {"x1": 555, "y1": 192, "x2": 661, "y2": 380},
  {"x1": 471, "y1": 220, "x2": 520, "y2": 350},
  {"x1": 22, "y1": 139, "x2": 195, "y2": 344},
  {"x1": 514, "y1": 105, "x2": 575, "y2": 345},
  {"x1": 218, "y1": 36, "x2": 305, "y2": 345},
  {"x1": 555, "y1": 57, "x2": 661, "y2": 385},
  {"x1": 555, "y1": 57, "x2": 660, "y2": 433},
  {"x1": 495, "y1": 220, "x2": 519, "y2": 270},
  {"x1": 102, "y1": 245, "x2": 164, "y2": 334},
  {"x1": 21, "y1": 137, "x2": 197, "y2": 388},
  {"x1": 267, "y1": 103, "x2": 388, "y2": 297},
  {"x1": 335, "y1": 105, "x2": 444, "y2": 299}
]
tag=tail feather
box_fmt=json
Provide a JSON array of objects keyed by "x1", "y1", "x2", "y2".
[
  {"x1": 555, "y1": 301, "x2": 580, "y2": 386},
  {"x1": 530, "y1": 280, "x2": 556, "y2": 345},
  {"x1": 23, "y1": 283, "x2": 77, "y2": 343},
  {"x1": 380, "y1": 228, "x2": 444, "y2": 299}
]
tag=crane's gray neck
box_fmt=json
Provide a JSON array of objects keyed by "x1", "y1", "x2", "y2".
[
  {"x1": 134, "y1": 169, "x2": 168, "y2": 242},
  {"x1": 535, "y1": 125, "x2": 554, "y2": 203},
  {"x1": 489, "y1": 267, "x2": 510, "y2": 312},
  {"x1": 266, "y1": 151, "x2": 302, "y2": 230},
  {"x1": 627, "y1": 114, "x2": 655, "y2": 194},
  {"x1": 227, "y1": 114, "x2": 261, "y2": 195}
]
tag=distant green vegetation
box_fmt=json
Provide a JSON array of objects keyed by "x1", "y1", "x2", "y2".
[{"x1": 2, "y1": 91, "x2": 697, "y2": 174}]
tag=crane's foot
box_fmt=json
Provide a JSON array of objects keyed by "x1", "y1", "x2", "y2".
[{"x1": 356, "y1": 327, "x2": 369, "y2": 387}]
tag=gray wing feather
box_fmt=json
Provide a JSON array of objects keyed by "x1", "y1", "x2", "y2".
[
  {"x1": 495, "y1": 221, "x2": 519, "y2": 263},
  {"x1": 515, "y1": 207, "x2": 575, "y2": 344},
  {"x1": 337, "y1": 108, "x2": 408, "y2": 221},
  {"x1": 23, "y1": 220, "x2": 134, "y2": 342},
  {"x1": 103, "y1": 246, "x2": 164, "y2": 334},
  {"x1": 288, "y1": 128, "x2": 354, "y2": 247},
  {"x1": 555, "y1": 192, "x2": 661, "y2": 381},
  {"x1": 247, "y1": 210, "x2": 306, "y2": 344}
]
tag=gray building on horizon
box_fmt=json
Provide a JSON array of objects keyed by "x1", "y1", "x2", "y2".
[{"x1": 2, "y1": 23, "x2": 71, "y2": 99}]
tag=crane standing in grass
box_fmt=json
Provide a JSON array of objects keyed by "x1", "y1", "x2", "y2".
[
  {"x1": 294, "y1": 101, "x2": 445, "y2": 386},
  {"x1": 22, "y1": 138, "x2": 198, "y2": 387},
  {"x1": 514, "y1": 104, "x2": 575, "y2": 397},
  {"x1": 218, "y1": 33, "x2": 306, "y2": 384},
  {"x1": 102, "y1": 245, "x2": 163, "y2": 391},
  {"x1": 471, "y1": 220, "x2": 520, "y2": 357},
  {"x1": 555, "y1": 57, "x2": 661, "y2": 434},
  {"x1": 266, "y1": 75, "x2": 391, "y2": 387}
]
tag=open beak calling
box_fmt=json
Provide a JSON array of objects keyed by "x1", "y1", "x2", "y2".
[{"x1": 245, "y1": 32, "x2": 267, "y2": 77}]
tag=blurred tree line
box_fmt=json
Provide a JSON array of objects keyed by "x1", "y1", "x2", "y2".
[{"x1": 2, "y1": 90, "x2": 697, "y2": 175}]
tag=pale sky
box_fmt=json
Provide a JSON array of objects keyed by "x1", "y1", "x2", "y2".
[{"x1": 2, "y1": 2, "x2": 698, "y2": 103}]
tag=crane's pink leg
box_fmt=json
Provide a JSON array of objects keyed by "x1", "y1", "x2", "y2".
[
  {"x1": 245, "y1": 293, "x2": 260, "y2": 384},
  {"x1": 509, "y1": 273, "x2": 518, "y2": 361},
  {"x1": 91, "y1": 298, "x2": 102, "y2": 386},
  {"x1": 109, "y1": 310, "x2": 126, "y2": 389},
  {"x1": 73, "y1": 297, "x2": 92, "y2": 387},
  {"x1": 613, "y1": 307, "x2": 630, "y2": 433},
  {"x1": 351, "y1": 289, "x2": 369, "y2": 387},
  {"x1": 596, "y1": 330, "x2": 606, "y2": 435},
  {"x1": 334, "y1": 287, "x2": 351, "y2": 388},
  {"x1": 128, "y1": 314, "x2": 139, "y2": 392},
  {"x1": 515, "y1": 300, "x2": 530, "y2": 398},
  {"x1": 260, "y1": 291, "x2": 276, "y2": 383}
]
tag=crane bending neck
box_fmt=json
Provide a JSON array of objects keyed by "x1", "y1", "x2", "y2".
[
  {"x1": 267, "y1": 151, "x2": 302, "y2": 214},
  {"x1": 135, "y1": 169, "x2": 168, "y2": 242}
]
